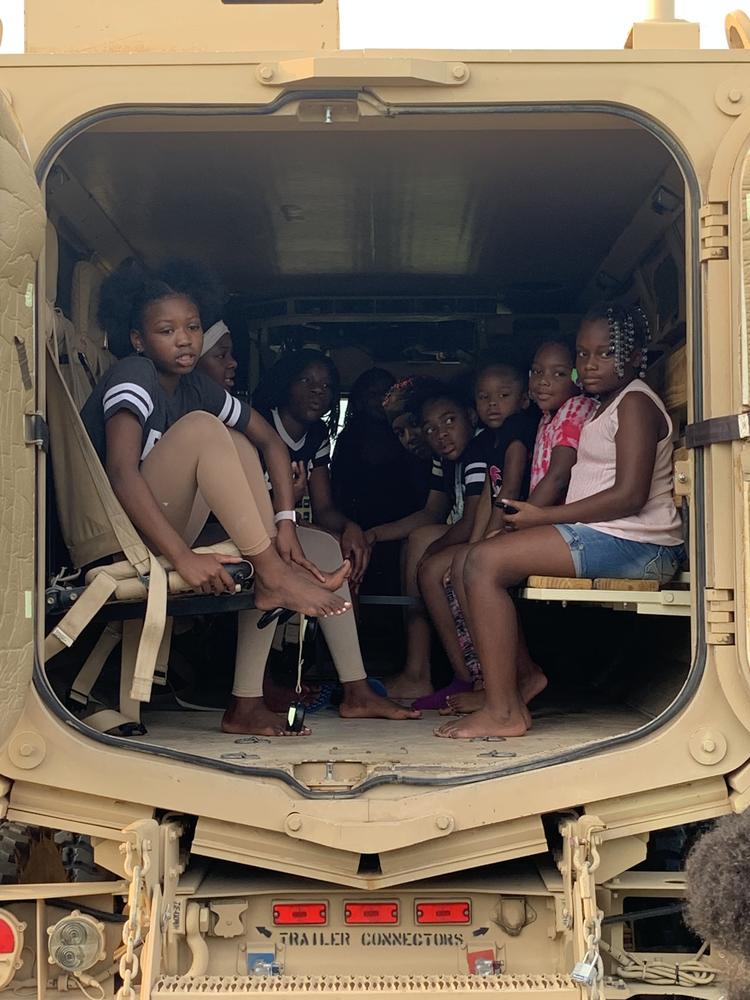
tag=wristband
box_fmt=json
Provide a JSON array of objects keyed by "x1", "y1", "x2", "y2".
[{"x1": 274, "y1": 509, "x2": 297, "y2": 525}]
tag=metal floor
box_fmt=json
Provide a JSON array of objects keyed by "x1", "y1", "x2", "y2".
[{"x1": 135, "y1": 704, "x2": 649, "y2": 786}]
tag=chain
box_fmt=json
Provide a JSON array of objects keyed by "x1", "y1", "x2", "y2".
[
  {"x1": 571, "y1": 821, "x2": 605, "y2": 1000},
  {"x1": 116, "y1": 835, "x2": 152, "y2": 1000}
]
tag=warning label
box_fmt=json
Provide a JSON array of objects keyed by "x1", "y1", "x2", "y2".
[{"x1": 277, "y1": 930, "x2": 465, "y2": 948}]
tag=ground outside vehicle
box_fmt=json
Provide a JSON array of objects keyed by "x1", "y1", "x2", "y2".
[{"x1": 3, "y1": 0, "x2": 750, "y2": 996}]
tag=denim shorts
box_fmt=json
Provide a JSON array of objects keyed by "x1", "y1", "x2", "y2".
[{"x1": 553, "y1": 523, "x2": 686, "y2": 583}]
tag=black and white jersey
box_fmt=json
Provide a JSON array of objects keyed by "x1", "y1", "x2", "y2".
[
  {"x1": 428, "y1": 429, "x2": 494, "y2": 521},
  {"x1": 81, "y1": 355, "x2": 252, "y2": 466},
  {"x1": 262, "y1": 407, "x2": 331, "y2": 476}
]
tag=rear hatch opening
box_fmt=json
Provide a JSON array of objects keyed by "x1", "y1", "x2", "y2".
[{"x1": 37, "y1": 104, "x2": 696, "y2": 794}]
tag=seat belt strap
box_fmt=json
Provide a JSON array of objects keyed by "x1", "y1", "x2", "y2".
[
  {"x1": 69, "y1": 622, "x2": 123, "y2": 706},
  {"x1": 44, "y1": 572, "x2": 119, "y2": 662}
]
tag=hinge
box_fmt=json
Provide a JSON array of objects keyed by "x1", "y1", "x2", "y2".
[
  {"x1": 685, "y1": 412, "x2": 750, "y2": 447},
  {"x1": 700, "y1": 202, "x2": 729, "y2": 261},
  {"x1": 705, "y1": 588, "x2": 735, "y2": 645},
  {"x1": 23, "y1": 413, "x2": 49, "y2": 453}
]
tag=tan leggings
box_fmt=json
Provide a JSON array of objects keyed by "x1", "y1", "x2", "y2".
[
  {"x1": 139, "y1": 411, "x2": 275, "y2": 554},
  {"x1": 233, "y1": 525, "x2": 367, "y2": 698}
]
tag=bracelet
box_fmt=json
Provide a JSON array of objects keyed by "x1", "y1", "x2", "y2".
[{"x1": 274, "y1": 510, "x2": 297, "y2": 524}]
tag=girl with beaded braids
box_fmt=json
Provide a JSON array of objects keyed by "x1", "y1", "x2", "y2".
[
  {"x1": 435, "y1": 302, "x2": 685, "y2": 740},
  {"x1": 82, "y1": 260, "x2": 352, "y2": 736}
]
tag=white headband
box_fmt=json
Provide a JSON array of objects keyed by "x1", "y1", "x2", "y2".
[{"x1": 200, "y1": 320, "x2": 229, "y2": 357}]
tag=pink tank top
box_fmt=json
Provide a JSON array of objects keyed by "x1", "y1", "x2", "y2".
[{"x1": 565, "y1": 381, "x2": 683, "y2": 546}]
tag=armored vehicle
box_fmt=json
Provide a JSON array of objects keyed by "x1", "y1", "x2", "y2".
[{"x1": 0, "y1": 0, "x2": 748, "y2": 996}]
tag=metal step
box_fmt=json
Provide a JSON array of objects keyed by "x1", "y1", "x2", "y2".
[{"x1": 152, "y1": 974, "x2": 576, "y2": 998}]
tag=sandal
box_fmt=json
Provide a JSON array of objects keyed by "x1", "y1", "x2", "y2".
[{"x1": 411, "y1": 678, "x2": 473, "y2": 711}]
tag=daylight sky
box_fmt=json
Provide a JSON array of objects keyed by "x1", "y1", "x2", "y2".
[{"x1": 0, "y1": 0, "x2": 729, "y2": 52}]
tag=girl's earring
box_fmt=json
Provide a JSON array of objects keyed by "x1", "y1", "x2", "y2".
[{"x1": 571, "y1": 367, "x2": 582, "y2": 389}]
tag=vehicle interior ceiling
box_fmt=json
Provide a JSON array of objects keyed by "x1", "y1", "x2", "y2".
[{"x1": 41, "y1": 111, "x2": 692, "y2": 776}]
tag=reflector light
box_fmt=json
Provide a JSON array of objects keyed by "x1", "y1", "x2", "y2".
[
  {"x1": 416, "y1": 901, "x2": 471, "y2": 924},
  {"x1": 0, "y1": 920, "x2": 14, "y2": 955},
  {"x1": 344, "y1": 902, "x2": 399, "y2": 924},
  {"x1": 273, "y1": 903, "x2": 327, "y2": 925}
]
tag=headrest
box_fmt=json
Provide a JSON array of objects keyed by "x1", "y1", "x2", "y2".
[
  {"x1": 71, "y1": 260, "x2": 106, "y2": 349},
  {"x1": 45, "y1": 220, "x2": 59, "y2": 304}
]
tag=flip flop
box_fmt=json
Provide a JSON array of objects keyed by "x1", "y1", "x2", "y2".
[{"x1": 411, "y1": 678, "x2": 473, "y2": 711}]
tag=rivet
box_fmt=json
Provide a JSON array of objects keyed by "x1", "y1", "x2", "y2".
[
  {"x1": 729, "y1": 88, "x2": 743, "y2": 103},
  {"x1": 19, "y1": 744, "x2": 34, "y2": 758},
  {"x1": 436, "y1": 815, "x2": 451, "y2": 831},
  {"x1": 259, "y1": 65, "x2": 274, "y2": 81},
  {"x1": 287, "y1": 814, "x2": 303, "y2": 832}
]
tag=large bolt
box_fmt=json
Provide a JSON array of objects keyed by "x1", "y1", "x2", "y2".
[
  {"x1": 287, "y1": 814, "x2": 303, "y2": 832},
  {"x1": 729, "y1": 88, "x2": 743, "y2": 103},
  {"x1": 259, "y1": 65, "x2": 274, "y2": 81}
]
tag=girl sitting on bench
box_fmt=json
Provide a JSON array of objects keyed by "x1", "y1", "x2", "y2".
[
  {"x1": 436, "y1": 304, "x2": 685, "y2": 740},
  {"x1": 82, "y1": 260, "x2": 351, "y2": 737}
]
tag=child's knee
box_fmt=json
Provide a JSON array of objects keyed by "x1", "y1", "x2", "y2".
[
  {"x1": 177, "y1": 410, "x2": 226, "y2": 440},
  {"x1": 464, "y1": 543, "x2": 496, "y2": 585}
]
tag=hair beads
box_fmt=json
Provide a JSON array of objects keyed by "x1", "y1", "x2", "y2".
[{"x1": 605, "y1": 305, "x2": 651, "y2": 379}]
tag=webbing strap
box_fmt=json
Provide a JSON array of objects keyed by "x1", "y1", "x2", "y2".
[
  {"x1": 119, "y1": 619, "x2": 142, "y2": 723},
  {"x1": 69, "y1": 622, "x2": 123, "y2": 705},
  {"x1": 44, "y1": 572, "x2": 118, "y2": 662},
  {"x1": 130, "y1": 552, "x2": 168, "y2": 703},
  {"x1": 153, "y1": 617, "x2": 174, "y2": 687}
]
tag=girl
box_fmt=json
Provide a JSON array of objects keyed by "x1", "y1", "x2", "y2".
[
  {"x1": 442, "y1": 339, "x2": 598, "y2": 715},
  {"x1": 437, "y1": 304, "x2": 685, "y2": 739},
  {"x1": 82, "y1": 261, "x2": 351, "y2": 738},
  {"x1": 227, "y1": 347, "x2": 419, "y2": 725},
  {"x1": 253, "y1": 350, "x2": 372, "y2": 586},
  {"x1": 414, "y1": 362, "x2": 538, "y2": 710}
]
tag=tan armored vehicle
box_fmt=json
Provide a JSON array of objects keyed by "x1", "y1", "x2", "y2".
[{"x1": 0, "y1": 0, "x2": 749, "y2": 995}]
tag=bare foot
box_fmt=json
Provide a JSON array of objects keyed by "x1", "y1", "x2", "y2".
[
  {"x1": 339, "y1": 681, "x2": 422, "y2": 720},
  {"x1": 434, "y1": 704, "x2": 528, "y2": 739},
  {"x1": 440, "y1": 689, "x2": 486, "y2": 715},
  {"x1": 293, "y1": 559, "x2": 351, "y2": 593},
  {"x1": 387, "y1": 673, "x2": 433, "y2": 702},
  {"x1": 222, "y1": 696, "x2": 310, "y2": 737},
  {"x1": 518, "y1": 664, "x2": 548, "y2": 706},
  {"x1": 254, "y1": 567, "x2": 351, "y2": 618}
]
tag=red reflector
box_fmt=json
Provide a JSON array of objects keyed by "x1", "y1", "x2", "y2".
[
  {"x1": 0, "y1": 919, "x2": 15, "y2": 954},
  {"x1": 344, "y1": 902, "x2": 399, "y2": 925},
  {"x1": 273, "y1": 903, "x2": 327, "y2": 926},
  {"x1": 416, "y1": 901, "x2": 471, "y2": 924}
]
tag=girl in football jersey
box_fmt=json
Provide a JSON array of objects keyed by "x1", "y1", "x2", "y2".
[{"x1": 83, "y1": 260, "x2": 352, "y2": 737}]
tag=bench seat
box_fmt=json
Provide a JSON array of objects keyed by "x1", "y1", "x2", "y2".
[{"x1": 520, "y1": 573, "x2": 690, "y2": 616}]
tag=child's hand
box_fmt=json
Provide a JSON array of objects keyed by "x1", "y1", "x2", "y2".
[
  {"x1": 501, "y1": 499, "x2": 549, "y2": 532},
  {"x1": 365, "y1": 527, "x2": 379, "y2": 546},
  {"x1": 174, "y1": 550, "x2": 242, "y2": 594},
  {"x1": 275, "y1": 520, "x2": 327, "y2": 582},
  {"x1": 291, "y1": 461, "x2": 308, "y2": 504},
  {"x1": 341, "y1": 522, "x2": 371, "y2": 585}
]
